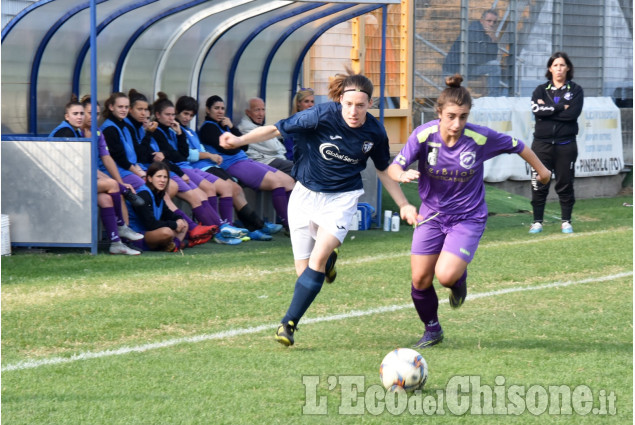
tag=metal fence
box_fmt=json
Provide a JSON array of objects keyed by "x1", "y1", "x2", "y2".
[{"x1": 414, "y1": 0, "x2": 633, "y2": 102}]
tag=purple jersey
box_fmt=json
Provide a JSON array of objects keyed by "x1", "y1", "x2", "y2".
[
  {"x1": 81, "y1": 129, "x2": 110, "y2": 157},
  {"x1": 393, "y1": 120, "x2": 524, "y2": 214},
  {"x1": 97, "y1": 131, "x2": 109, "y2": 157}
]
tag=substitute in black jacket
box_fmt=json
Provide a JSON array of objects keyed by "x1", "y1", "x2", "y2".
[{"x1": 529, "y1": 52, "x2": 584, "y2": 235}]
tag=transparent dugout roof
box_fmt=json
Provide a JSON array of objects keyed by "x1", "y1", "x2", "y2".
[{"x1": 2, "y1": 0, "x2": 398, "y2": 134}]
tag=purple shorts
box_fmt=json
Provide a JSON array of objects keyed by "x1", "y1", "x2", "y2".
[
  {"x1": 411, "y1": 203, "x2": 487, "y2": 263},
  {"x1": 226, "y1": 159, "x2": 277, "y2": 190},
  {"x1": 170, "y1": 173, "x2": 198, "y2": 192},
  {"x1": 183, "y1": 168, "x2": 218, "y2": 186},
  {"x1": 122, "y1": 173, "x2": 146, "y2": 190}
]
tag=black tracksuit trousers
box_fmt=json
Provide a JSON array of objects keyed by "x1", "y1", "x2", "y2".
[{"x1": 530, "y1": 139, "x2": 578, "y2": 223}]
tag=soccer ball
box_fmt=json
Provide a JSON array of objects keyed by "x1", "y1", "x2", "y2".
[{"x1": 379, "y1": 348, "x2": 428, "y2": 392}]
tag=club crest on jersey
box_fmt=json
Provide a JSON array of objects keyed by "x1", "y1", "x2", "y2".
[
  {"x1": 362, "y1": 141, "x2": 373, "y2": 153},
  {"x1": 459, "y1": 151, "x2": 476, "y2": 169},
  {"x1": 564, "y1": 92, "x2": 573, "y2": 100},
  {"x1": 428, "y1": 147, "x2": 439, "y2": 166}
]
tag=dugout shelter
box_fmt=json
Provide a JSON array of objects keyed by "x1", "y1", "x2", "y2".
[{"x1": 1, "y1": 0, "x2": 409, "y2": 253}]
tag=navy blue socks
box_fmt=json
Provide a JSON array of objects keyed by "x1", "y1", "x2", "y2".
[{"x1": 282, "y1": 267, "x2": 325, "y2": 324}]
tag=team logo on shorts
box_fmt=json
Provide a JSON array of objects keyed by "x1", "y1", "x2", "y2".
[
  {"x1": 362, "y1": 141, "x2": 374, "y2": 153},
  {"x1": 459, "y1": 151, "x2": 476, "y2": 169},
  {"x1": 427, "y1": 147, "x2": 438, "y2": 166}
]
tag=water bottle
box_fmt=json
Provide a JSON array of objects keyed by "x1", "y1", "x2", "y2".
[
  {"x1": 383, "y1": 210, "x2": 392, "y2": 232},
  {"x1": 391, "y1": 213, "x2": 400, "y2": 232}
]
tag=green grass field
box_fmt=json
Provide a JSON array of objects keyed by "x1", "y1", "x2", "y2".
[{"x1": 2, "y1": 186, "x2": 632, "y2": 424}]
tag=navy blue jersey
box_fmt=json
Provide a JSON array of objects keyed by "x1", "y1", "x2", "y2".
[{"x1": 275, "y1": 102, "x2": 390, "y2": 193}]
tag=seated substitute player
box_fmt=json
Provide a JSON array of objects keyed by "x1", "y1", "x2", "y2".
[
  {"x1": 123, "y1": 89, "x2": 216, "y2": 245},
  {"x1": 387, "y1": 74, "x2": 551, "y2": 348},
  {"x1": 79, "y1": 96, "x2": 145, "y2": 255},
  {"x1": 220, "y1": 69, "x2": 418, "y2": 347},
  {"x1": 199, "y1": 95, "x2": 295, "y2": 231},
  {"x1": 149, "y1": 92, "x2": 248, "y2": 244},
  {"x1": 174, "y1": 95, "x2": 282, "y2": 240},
  {"x1": 51, "y1": 95, "x2": 143, "y2": 256},
  {"x1": 128, "y1": 161, "x2": 189, "y2": 252}
]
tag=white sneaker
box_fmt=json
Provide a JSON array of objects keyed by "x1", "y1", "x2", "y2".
[
  {"x1": 561, "y1": 222, "x2": 573, "y2": 234},
  {"x1": 528, "y1": 222, "x2": 543, "y2": 234},
  {"x1": 109, "y1": 241, "x2": 141, "y2": 255},
  {"x1": 118, "y1": 224, "x2": 144, "y2": 241}
]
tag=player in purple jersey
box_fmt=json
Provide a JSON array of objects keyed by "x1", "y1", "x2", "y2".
[
  {"x1": 387, "y1": 75, "x2": 551, "y2": 348},
  {"x1": 220, "y1": 69, "x2": 418, "y2": 347}
]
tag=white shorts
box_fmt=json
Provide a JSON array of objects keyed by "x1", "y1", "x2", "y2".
[{"x1": 288, "y1": 182, "x2": 364, "y2": 260}]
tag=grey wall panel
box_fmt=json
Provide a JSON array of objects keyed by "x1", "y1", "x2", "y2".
[{"x1": 1, "y1": 140, "x2": 93, "y2": 245}]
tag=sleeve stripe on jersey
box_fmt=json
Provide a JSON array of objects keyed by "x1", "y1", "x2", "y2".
[
  {"x1": 463, "y1": 129, "x2": 487, "y2": 146},
  {"x1": 416, "y1": 125, "x2": 438, "y2": 144}
]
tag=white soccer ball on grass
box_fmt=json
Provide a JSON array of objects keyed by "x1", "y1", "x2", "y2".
[{"x1": 379, "y1": 348, "x2": 428, "y2": 392}]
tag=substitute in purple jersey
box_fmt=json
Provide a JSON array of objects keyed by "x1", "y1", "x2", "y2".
[
  {"x1": 220, "y1": 69, "x2": 418, "y2": 347},
  {"x1": 388, "y1": 74, "x2": 551, "y2": 349}
]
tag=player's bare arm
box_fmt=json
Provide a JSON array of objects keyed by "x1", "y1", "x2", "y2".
[
  {"x1": 387, "y1": 163, "x2": 420, "y2": 184},
  {"x1": 219, "y1": 125, "x2": 280, "y2": 149},
  {"x1": 519, "y1": 145, "x2": 551, "y2": 185},
  {"x1": 376, "y1": 168, "x2": 418, "y2": 226}
]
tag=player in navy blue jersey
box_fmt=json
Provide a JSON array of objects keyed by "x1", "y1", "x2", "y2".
[{"x1": 220, "y1": 69, "x2": 419, "y2": 347}]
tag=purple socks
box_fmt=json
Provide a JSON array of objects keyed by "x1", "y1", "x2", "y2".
[
  {"x1": 218, "y1": 196, "x2": 234, "y2": 225},
  {"x1": 411, "y1": 283, "x2": 442, "y2": 332},
  {"x1": 174, "y1": 209, "x2": 197, "y2": 230},
  {"x1": 109, "y1": 193, "x2": 125, "y2": 226},
  {"x1": 452, "y1": 270, "x2": 467, "y2": 293},
  {"x1": 271, "y1": 187, "x2": 289, "y2": 228},
  {"x1": 100, "y1": 207, "x2": 121, "y2": 242},
  {"x1": 192, "y1": 201, "x2": 221, "y2": 226}
]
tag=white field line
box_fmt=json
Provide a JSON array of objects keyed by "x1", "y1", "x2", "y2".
[{"x1": 2, "y1": 271, "x2": 631, "y2": 373}]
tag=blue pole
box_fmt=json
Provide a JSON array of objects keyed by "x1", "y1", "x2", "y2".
[{"x1": 90, "y1": 0, "x2": 98, "y2": 255}]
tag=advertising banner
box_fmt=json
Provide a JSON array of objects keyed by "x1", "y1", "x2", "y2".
[{"x1": 470, "y1": 97, "x2": 624, "y2": 181}]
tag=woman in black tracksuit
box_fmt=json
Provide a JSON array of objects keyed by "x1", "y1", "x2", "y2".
[{"x1": 529, "y1": 51, "x2": 584, "y2": 234}]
